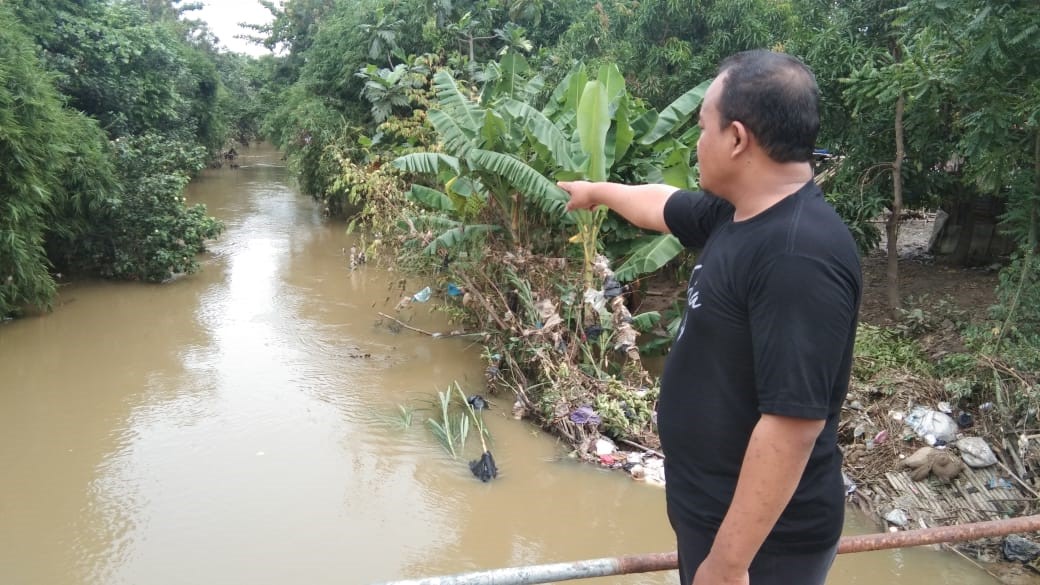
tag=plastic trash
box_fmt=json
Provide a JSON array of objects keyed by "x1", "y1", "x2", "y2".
[
  {"x1": 603, "y1": 276, "x2": 623, "y2": 299},
  {"x1": 643, "y1": 458, "x2": 666, "y2": 486},
  {"x1": 987, "y1": 477, "x2": 1014, "y2": 490},
  {"x1": 584, "y1": 325, "x2": 604, "y2": 340},
  {"x1": 906, "y1": 406, "x2": 958, "y2": 445},
  {"x1": 1004, "y1": 535, "x2": 1040, "y2": 562},
  {"x1": 956, "y1": 437, "x2": 998, "y2": 468},
  {"x1": 467, "y1": 395, "x2": 489, "y2": 411},
  {"x1": 594, "y1": 437, "x2": 616, "y2": 456},
  {"x1": 583, "y1": 288, "x2": 607, "y2": 313},
  {"x1": 469, "y1": 451, "x2": 498, "y2": 482},
  {"x1": 885, "y1": 509, "x2": 909, "y2": 527},
  {"x1": 957, "y1": 411, "x2": 974, "y2": 428},
  {"x1": 446, "y1": 283, "x2": 463, "y2": 296},
  {"x1": 569, "y1": 406, "x2": 602, "y2": 426},
  {"x1": 412, "y1": 286, "x2": 432, "y2": 302},
  {"x1": 842, "y1": 471, "x2": 857, "y2": 496}
]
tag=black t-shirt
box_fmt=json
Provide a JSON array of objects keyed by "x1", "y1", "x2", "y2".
[{"x1": 658, "y1": 181, "x2": 861, "y2": 554}]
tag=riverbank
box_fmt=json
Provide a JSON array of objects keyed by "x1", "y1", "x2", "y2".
[{"x1": 383, "y1": 211, "x2": 1040, "y2": 583}]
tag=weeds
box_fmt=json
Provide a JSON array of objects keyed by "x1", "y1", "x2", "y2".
[{"x1": 853, "y1": 323, "x2": 933, "y2": 383}]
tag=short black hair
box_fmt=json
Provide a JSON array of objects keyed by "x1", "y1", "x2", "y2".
[{"x1": 716, "y1": 50, "x2": 819, "y2": 163}]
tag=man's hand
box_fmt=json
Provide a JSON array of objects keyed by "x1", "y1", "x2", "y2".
[
  {"x1": 557, "y1": 180, "x2": 599, "y2": 212},
  {"x1": 691, "y1": 552, "x2": 750, "y2": 585}
]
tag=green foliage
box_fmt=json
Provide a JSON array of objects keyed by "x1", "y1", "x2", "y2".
[
  {"x1": 99, "y1": 135, "x2": 224, "y2": 281},
  {"x1": 426, "y1": 387, "x2": 471, "y2": 459},
  {"x1": 853, "y1": 324, "x2": 934, "y2": 382},
  {"x1": 1, "y1": 2, "x2": 233, "y2": 316},
  {"x1": 423, "y1": 383, "x2": 491, "y2": 460},
  {"x1": 593, "y1": 379, "x2": 659, "y2": 440},
  {"x1": 0, "y1": 9, "x2": 66, "y2": 315}
]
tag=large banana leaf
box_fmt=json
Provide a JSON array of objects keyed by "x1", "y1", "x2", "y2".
[
  {"x1": 428, "y1": 109, "x2": 475, "y2": 157},
  {"x1": 631, "y1": 110, "x2": 658, "y2": 139},
  {"x1": 481, "y1": 109, "x2": 513, "y2": 152},
  {"x1": 465, "y1": 149, "x2": 568, "y2": 215},
  {"x1": 522, "y1": 74, "x2": 545, "y2": 103},
  {"x1": 495, "y1": 52, "x2": 530, "y2": 100},
  {"x1": 614, "y1": 234, "x2": 685, "y2": 281},
  {"x1": 607, "y1": 94, "x2": 635, "y2": 167},
  {"x1": 563, "y1": 67, "x2": 589, "y2": 124},
  {"x1": 433, "y1": 70, "x2": 482, "y2": 133},
  {"x1": 661, "y1": 141, "x2": 693, "y2": 189},
  {"x1": 577, "y1": 80, "x2": 610, "y2": 182},
  {"x1": 393, "y1": 152, "x2": 461, "y2": 175},
  {"x1": 639, "y1": 79, "x2": 711, "y2": 145},
  {"x1": 424, "y1": 224, "x2": 498, "y2": 255},
  {"x1": 500, "y1": 98, "x2": 577, "y2": 170},
  {"x1": 543, "y1": 62, "x2": 584, "y2": 118},
  {"x1": 598, "y1": 63, "x2": 626, "y2": 108},
  {"x1": 406, "y1": 184, "x2": 455, "y2": 212}
]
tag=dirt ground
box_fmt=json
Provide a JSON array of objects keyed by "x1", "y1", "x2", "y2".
[{"x1": 860, "y1": 214, "x2": 1000, "y2": 327}]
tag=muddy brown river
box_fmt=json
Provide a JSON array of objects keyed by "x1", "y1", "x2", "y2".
[{"x1": 0, "y1": 145, "x2": 997, "y2": 584}]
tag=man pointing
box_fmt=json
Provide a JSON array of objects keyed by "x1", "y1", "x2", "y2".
[{"x1": 559, "y1": 50, "x2": 861, "y2": 585}]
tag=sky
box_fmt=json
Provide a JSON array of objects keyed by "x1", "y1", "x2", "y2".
[{"x1": 194, "y1": 0, "x2": 277, "y2": 56}]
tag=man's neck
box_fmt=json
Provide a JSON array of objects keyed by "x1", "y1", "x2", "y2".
[{"x1": 725, "y1": 162, "x2": 813, "y2": 222}]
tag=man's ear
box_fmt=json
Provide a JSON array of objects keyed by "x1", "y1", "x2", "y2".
[{"x1": 730, "y1": 120, "x2": 751, "y2": 159}]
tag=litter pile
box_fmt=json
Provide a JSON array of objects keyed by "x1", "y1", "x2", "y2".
[{"x1": 840, "y1": 378, "x2": 1040, "y2": 573}]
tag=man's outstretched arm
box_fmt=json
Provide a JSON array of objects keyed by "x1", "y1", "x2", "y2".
[{"x1": 558, "y1": 181, "x2": 676, "y2": 233}]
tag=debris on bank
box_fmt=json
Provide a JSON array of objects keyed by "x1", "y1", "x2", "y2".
[{"x1": 840, "y1": 375, "x2": 1040, "y2": 575}]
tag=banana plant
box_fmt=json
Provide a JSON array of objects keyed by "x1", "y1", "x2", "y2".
[
  {"x1": 503, "y1": 63, "x2": 711, "y2": 284},
  {"x1": 393, "y1": 66, "x2": 567, "y2": 252},
  {"x1": 393, "y1": 54, "x2": 710, "y2": 280}
]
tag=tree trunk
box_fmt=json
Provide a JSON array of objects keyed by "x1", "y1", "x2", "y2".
[{"x1": 887, "y1": 93, "x2": 905, "y2": 315}]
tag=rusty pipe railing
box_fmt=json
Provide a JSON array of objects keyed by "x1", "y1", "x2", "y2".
[{"x1": 372, "y1": 515, "x2": 1040, "y2": 585}]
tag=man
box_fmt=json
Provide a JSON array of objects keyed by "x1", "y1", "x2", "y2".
[{"x1": 558, "y1": 51, "x2": 861, "y2": 585}]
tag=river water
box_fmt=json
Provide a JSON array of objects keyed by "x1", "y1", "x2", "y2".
[{"x1": 0, "y1": 145, "x2": 997, "y2": 585}]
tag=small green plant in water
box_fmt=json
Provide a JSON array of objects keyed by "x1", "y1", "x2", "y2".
[{"x1": 426, "y1": 387, "x2": 470, "y2": 459}]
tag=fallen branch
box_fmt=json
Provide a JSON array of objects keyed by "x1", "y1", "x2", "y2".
[
  {"x1": 618, "y1": 438, "x2": 665, "y2": 459},
  {"x1": 377, "y1": 312, "x2": 484, "y2": 339}
]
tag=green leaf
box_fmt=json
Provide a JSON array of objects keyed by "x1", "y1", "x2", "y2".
[
  {"x1": 598, "y1": 62, "x2": 626, "y2": 107},
  {"x1": 424, "y1": 224, "x2": 498, "y2": 255},
  {"x1": 428, "y1": 109, "x2": 475, "y2": 157},
  {"x1": 393, "y1": 153, "x2": 461, "y2": 176},
  {"x1": 563, "y1": 66, "x2": 589, "y2": 123},
  {"x1": 496, "y1": 52, "x2": 530, "y2": 100},
  {"x1": 614, "y1": 234, "x2": 685, "y2": 281},
  {"x1": 406, "y1": 185, "x2": 455, "y2": 212},
  {"x1": 481, "y1": 109, "x2": 509, "y2": 151},
  {"x1": 631, "y1": 311, "x2": 662, "y2": 332},
  {"x1": 639, "y1": 79, "x2": 711, "y2": 145},
  {"x1": 610, "y1": 95, "x2": 635, "y2": 166},
  {"x1": 466, "y1": 149, "x2": 568, "y2": 215},
  {"x1": 501, "y1": 98, "x2": 577, "y2": 170},
  {"x1": 631, "y1": 110, "x2": 659, "y2": 139},
  {"x1": 661, "y1": 142, "x2": 692, "y2": 189},
  {"x1": 433, "y1": 70, "x2": 482, "y2": 133},
  {"x1": 544, "y1": 62, "x2": 584, "y2": 118},
  {"x1": 577, "y1": 81, "x2": 610, "y2": 182}
]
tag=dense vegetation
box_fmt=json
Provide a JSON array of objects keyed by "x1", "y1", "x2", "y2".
[
  {"x1": 1, "y1": 0, "x2": 264, "y2": 316},
  {"x1": 247, "y1": 0, "x2": 1038, "y2": 440},
  {"x1": 3, "y1": 0, "x2": 1036, "y2": 453}
]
